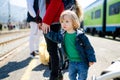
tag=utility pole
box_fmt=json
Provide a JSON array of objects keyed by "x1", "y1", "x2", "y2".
[{"x1": 8, "y1": 0, "x2": 11, "y2": 24}]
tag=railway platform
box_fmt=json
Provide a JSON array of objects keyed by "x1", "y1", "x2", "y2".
[
  {"x1": 0, "y1": 32, "x2": 70, "y2": 80},
  {"x1": 0, "y1": 30, "x2": 120, "y2": 80}
]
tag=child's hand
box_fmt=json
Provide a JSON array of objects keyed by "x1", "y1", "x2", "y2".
[{"x1": 89, "y1": 62, "x2": 94, "y2": 67}]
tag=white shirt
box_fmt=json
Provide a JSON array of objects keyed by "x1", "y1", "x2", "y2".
[
  {"x1": 27, "y1": 0, "x2": 46, "y2": 19},
  {"x1": 39, "y1": 0, "x2": 46, "y2": 19},
  {"x1": 26, "y1": 0, "x2": 37, "y2": 18}
]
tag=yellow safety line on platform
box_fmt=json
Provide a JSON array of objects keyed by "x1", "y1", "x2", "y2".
[
  {"x1": 20, "y1": 58, "x2": 38, "y2": 80},
  {"x1": 20, "y1": 39, "x2": 46, "y2": 80}
]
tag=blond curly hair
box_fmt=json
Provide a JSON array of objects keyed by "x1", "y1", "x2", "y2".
[{"x1": 60, "y1": 10, "x2": 80, "y2": 30}]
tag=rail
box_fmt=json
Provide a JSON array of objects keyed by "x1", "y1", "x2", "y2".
[{"x1": 0, "y1": 32, "x2": 29, "y2": 60}]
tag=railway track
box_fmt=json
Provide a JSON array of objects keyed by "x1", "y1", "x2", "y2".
[{"x1": 0, "y1": 30, "x2": 30, "y2": 61}]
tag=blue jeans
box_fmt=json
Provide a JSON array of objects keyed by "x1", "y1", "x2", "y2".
[{"x1": 68, "y1": 61, "x2": 89, "y2": 80}]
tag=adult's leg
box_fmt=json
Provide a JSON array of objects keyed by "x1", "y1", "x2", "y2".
[
  {"x1": 45, "y1": 23, "x2": 61, "y2": 80},
  {"x1": 44, "y1": 36, "x2": 59, "y2": 80},
  {"x1": 34, "y1": 24, "x2": 41, "y2": 52},
  {"x1": 29, "y1": 22, "x2": 38, "y2": 53}
]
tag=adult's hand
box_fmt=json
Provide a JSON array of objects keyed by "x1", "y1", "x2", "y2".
[{"x1": 41, "y1": 23, "x2": 50, "y2": 34}]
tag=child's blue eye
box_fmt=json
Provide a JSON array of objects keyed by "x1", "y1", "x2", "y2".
[
  {"x1": 61, "y1": 21, "x2": 63, "y2": 23},
  {"x1": 66, "y1": 21, "x2": 69, "y2": 23}
]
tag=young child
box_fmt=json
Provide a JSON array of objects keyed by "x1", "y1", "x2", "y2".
[{"x1": 45, "y1": 10, "x2": 96, "y2": 80}]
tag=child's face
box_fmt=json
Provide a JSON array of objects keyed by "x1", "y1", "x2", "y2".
[{"x1": 61, "y1": 15, "x2": 74, "y2": 33}]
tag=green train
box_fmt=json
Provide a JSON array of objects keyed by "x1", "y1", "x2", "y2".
[{"x1": 84, "y1": 0, "x2": 120, "y2": 39}]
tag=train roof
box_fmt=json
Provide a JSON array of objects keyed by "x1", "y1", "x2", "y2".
[{"x1": 84, "y1": 0, "x2": 104, "y2": 11}]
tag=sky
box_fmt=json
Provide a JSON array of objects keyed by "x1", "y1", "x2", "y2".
[
  {"x1": 10, "y1": 0, "x2": 27, "y2": 8},
  {"x1": 78, "y1": 0, "x2": 96, "y2": 9},
  {"x1": 10, "y1": 0, "x2": 96, "y2": 9}
]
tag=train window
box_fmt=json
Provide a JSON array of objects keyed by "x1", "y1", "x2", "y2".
[
  {"x1": 109, "y1": 2, "x2": 120, "y2": 15},
  {"x1": 95, "y1": 9, "x2": 101, "y2": 19},
  {"x1": 91, "y1": 12, "x2": 94, "y2": 19}
]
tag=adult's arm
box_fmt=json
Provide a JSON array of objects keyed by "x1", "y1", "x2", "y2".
[
  {"x1": 43, "y1": 0, "x2": 63, "y2": 25},
  {"x1": 27, "y1": 0, "x2": 36, "y2": 18}
]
